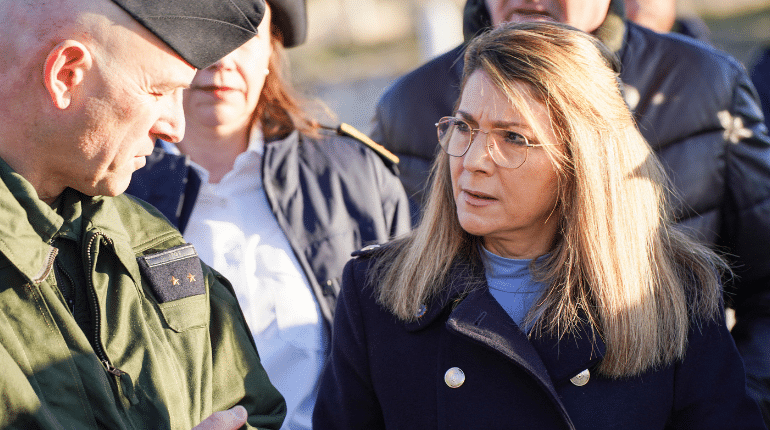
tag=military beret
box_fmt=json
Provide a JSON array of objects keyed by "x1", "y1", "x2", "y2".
[
  {"x1": 109, "y1": 0, "x2": 266, "y2": 69},
  {"x1": 269, "y1": 0, "x2": 307, "y2": 48}
]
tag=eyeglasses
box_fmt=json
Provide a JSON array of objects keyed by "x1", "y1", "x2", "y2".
[{"x1": 436, "y1": 116, "x2": 549, "y2": 169}]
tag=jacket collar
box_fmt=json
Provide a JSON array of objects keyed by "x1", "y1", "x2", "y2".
[
  {"x1": 405, "y1": 257, "x2": 606, "y2": 386},
  {"x1": 0, "y1": 157, "x2": 142, "y2": 286},
  {"x1": 403, "y1": 258, "x2": 480, "y2": 331},
  {"x1": 261, "y1": 130, "x2": 302, "y2": 216},
  {"x1": 529, "y1": 316, "x2": 606, "y2": 384},
  {"x1": 595, "y1": 0, "x2": 627, "y2": 55},
  {"x1": 0, "y1": 157, "x2": 62, "y2": 283},
  {"x1": 446, "y1": 286, "x2": 577, "y2": 429},
  {"x1": 462, "y1": 0, "x2": 627, "y2": 55}
]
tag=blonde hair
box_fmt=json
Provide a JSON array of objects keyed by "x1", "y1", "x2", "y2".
[{"x1": 373, "y1": 22, "x2": 725, "y2": 378}]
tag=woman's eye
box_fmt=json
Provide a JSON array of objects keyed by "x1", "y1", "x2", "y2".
[
  {"x1": 454, "y1": 120, "x2": 471, "y2": 133},
  {"x1": 499, "y1": 130, "x2": 527, "y2": 145}
]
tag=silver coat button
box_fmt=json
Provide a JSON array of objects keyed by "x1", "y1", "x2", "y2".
[
  {"x1": 570, "y1": 369, "x2": 590, "y2": 386},
  {"x1": 444, "y1": 367, "x2": 465, "y2": 388}
]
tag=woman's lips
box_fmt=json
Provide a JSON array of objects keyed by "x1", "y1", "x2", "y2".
[
  {"x1": 193, "y1": 85, "x2": 238, "y2": 98},
  {"x1": 460, "y1": 189, "x2": 497, "y2": 206},
  {"x1": 508, "y1": 10, "x2": 557, "y2": 24}
]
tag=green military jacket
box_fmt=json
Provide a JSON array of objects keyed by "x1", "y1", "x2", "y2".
[{"x1": 0, "y1": 160, "x2": 286, "y2": 429}]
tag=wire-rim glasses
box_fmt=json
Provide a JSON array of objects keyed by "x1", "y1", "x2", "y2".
[{"x1": 436, "y1": 116, "x2": 540, "y2": 169}]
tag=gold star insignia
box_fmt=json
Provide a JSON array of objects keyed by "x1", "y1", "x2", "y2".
[
  {"x1": 187, "y1": 273, "x2": 196, "y2": 283},
  {"x1": 171, "y1": 276, "x2": 180, "y2": 286}
]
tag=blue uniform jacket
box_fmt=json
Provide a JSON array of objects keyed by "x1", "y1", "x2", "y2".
[
  {"x1": 126, "y1": 129, "x2": 411, "y2": 329},
  {"x1": 313, "y1": 250, "x2": 766, "y2": 429}
]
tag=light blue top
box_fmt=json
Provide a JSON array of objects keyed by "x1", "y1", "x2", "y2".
[{"x1": 481, "y1": 247, "x2": 548, "y2": 330}]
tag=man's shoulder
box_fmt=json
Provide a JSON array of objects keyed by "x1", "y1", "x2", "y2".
[
  {"x1": 110, "y1": 193, "x2": 185, "y2": 254},
  {"x1": 624, "y1": 21, "x2": 745, "y2": 80},
  {"x1": 127, "y1": 142, "x2": 189, "y2": 198},
  {"x1": 621, "y1": 20, "x2": 751, "y2": 142},
  {"x1": 292, "y1": 126, "x2": 400, "y2": 175},
  {"x1": 372, "y1": 44, "x2": 466, "y2": 156},
  {"x1": 379, "y1": 44, "x2": 466, "y2": 106}
]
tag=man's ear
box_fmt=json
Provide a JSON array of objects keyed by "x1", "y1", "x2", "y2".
[{"x1": 44, "y1": 40, "x2": 93, "y2": 110}]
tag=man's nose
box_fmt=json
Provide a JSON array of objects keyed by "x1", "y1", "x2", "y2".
[{"x1": 151, "y1": 90, "x2": 186, "y2": 143}]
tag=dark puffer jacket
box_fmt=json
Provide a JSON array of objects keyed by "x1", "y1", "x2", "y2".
[
  {"x1": 370, "y1": 0, "x2": 770, "y2": 420},
  {"x1": 126, "y1": 128, "x2": 411, "y2": 329}
]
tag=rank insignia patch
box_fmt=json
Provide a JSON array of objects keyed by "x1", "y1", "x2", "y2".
[{"x1": 137, "y1": 243, "x2": 205, "y2": 303}]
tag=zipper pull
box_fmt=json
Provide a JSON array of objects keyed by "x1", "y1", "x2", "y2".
[{"x1": 103, "y1": 361, "x2": 139, "y2": 405}]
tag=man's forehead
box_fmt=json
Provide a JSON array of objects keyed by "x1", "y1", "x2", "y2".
[{"x1": 108, "y1": 0, "x2": 266, "y2": 69}]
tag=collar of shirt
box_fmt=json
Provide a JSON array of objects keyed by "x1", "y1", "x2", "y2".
[
  {"x1": 160, "y1": 123, "x2": 266, "y2": 185},
  {"x1": 481, "y1": 246, "x2": 531, "y2": 281}
]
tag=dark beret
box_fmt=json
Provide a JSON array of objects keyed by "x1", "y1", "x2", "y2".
[
  {"x1": 109, "y1": 0, "x2": 266, "y2": 69},
  {"x1": 269, "y1": 0, "x2": 307, "y2": 48}
]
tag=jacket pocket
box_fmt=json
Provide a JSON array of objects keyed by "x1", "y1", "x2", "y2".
[{"x1": 157, "y1": 294, "x2": 208, "y2": 332}]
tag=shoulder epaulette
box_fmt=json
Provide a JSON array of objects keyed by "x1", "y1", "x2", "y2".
[
  {"x1": 350, "y1": 244, "x2": 381, "y2": 258},
  {"x1": 336, "y1": 123, "x2": 399, "y2": 165}
]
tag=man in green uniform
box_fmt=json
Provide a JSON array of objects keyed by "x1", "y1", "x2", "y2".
[{"x1": 0, "y1": 0, "x2": 286, "y2": 428}]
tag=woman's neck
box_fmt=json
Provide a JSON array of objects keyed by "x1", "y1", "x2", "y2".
[
  {"x1": 482, "y1": 221, "x2": 558, "y2": 260},
  {"x1": 176, "y1": 122, "x2": 252, "y2": 184}
]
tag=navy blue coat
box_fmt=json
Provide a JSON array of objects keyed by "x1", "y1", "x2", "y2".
[
  {"x1": 313, "y1": 250, "x2": 766, "y2": 429},
  {"x1": 371, "y1": 3, "x2": 770, "y2": 418},
  {"x1": 126, "y1": 129, "x2": 411, "y2": 329}
]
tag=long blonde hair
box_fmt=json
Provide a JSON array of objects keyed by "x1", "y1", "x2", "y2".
[{"x1": 373, "y1": 22, "x2": 725, "y2": 378}]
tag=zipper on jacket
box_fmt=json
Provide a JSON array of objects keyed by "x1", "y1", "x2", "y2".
[
  {"x1": 103, "y1": 360, "x2": 139, "y2": 405},
  {"x1": 86, "y1": 232, "x2": 139, "y2": 406},
  {"x1": 54, "y1": 258, "x2": 76, "y2": 311},
  {"x1": 33, "y1": 246, "x2": 59, "y2": 284}
]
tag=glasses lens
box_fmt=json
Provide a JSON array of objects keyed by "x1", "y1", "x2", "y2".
[
  {"x1": 437, "y1": 117, "x2": 472, "y2": 157},
  {"x1": 486, "y1": 129, "x2": 529, "y2": 169},
  {"x1": 436, "y1": 118, "x2": 532, "y2": 168}
]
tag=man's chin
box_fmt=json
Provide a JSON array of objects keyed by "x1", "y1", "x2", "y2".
[
  {"x1": 134, "y1": 156, "x2": 148, "y2": 170},
  {"x1": 87, "y1": 176, "x2": 133, "y2": 198}
]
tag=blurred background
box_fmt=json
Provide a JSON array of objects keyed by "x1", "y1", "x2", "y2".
[{"x1": 286, "y1": 0, "x2": 770, "y2": 134}]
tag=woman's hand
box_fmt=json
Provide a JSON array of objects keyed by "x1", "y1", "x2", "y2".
[{"x1": 193, "y1": 405, "x2": 248, "y2": 430}]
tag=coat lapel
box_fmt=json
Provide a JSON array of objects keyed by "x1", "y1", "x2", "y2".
[
  {"x1": 447, "y1": 286, "x2": 554, "y2": 389},
  {"x1": 446, "y1": 286, "x2": 576, "y2": 427},
  {"x1": 529, "y1": 318, "x2": 606, "y2": 386},
  {"x1": 406, "y1": 258, "x2": 609, "y2": 428}
]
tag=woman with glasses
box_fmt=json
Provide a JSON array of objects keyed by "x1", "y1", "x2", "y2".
[{"x1": 313, "y1": 22, "x2": 766, "y2": 429}]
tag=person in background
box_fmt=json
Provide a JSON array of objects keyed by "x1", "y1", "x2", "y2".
[
  {"x1": 624, "y1": 0, "x2": 711, "y2": 41},
  {"x1": 315, "y1": 22, "x2": 766, "y2": 429},
  {"x1": 0, "y1": 0, "x2": 287, "y2": 429},
  {"x1": 370, "y1": 0, "x2": 770, "y2": 422},
  {"x1": 127, "y1": 0, "x2": 411, "y2": 428}
]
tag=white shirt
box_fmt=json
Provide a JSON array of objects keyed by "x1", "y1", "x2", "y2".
[{"x1": 163, "y1": 130, "x2": 325, "y2": 430}]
